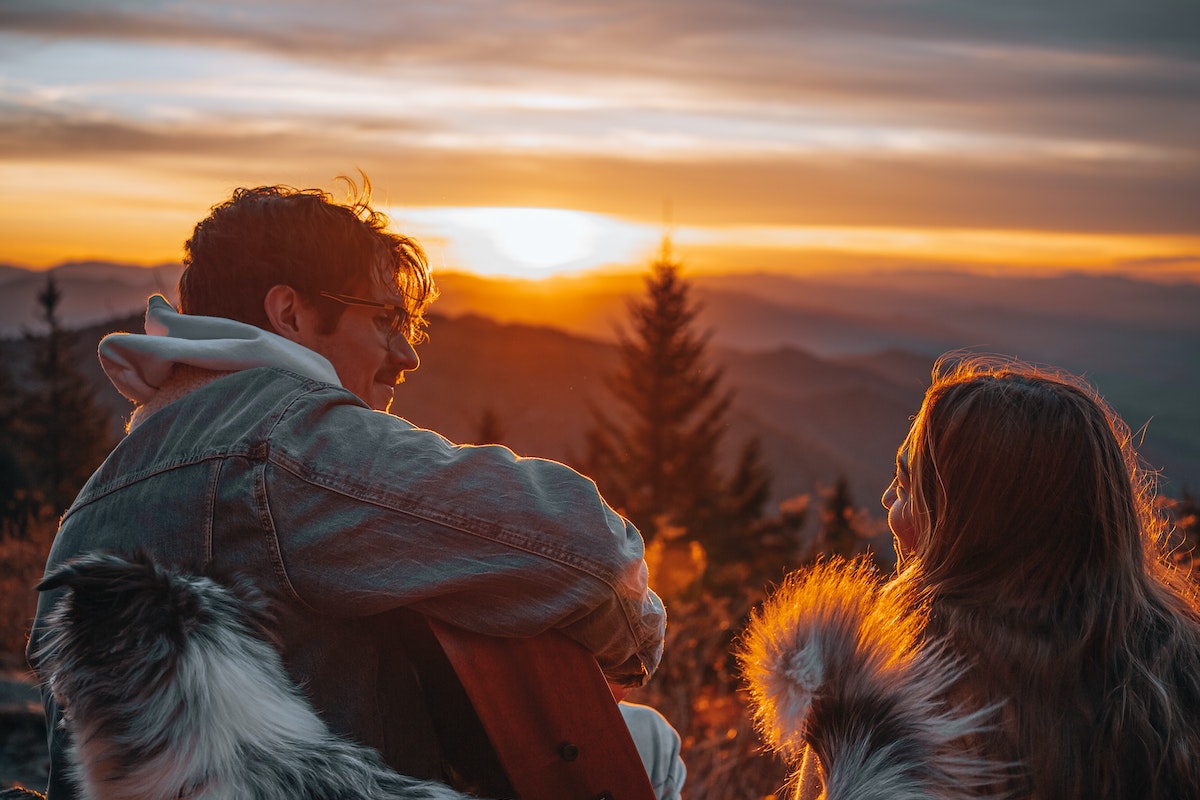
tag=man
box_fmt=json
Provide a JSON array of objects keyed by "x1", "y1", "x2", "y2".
[{"x1": 28, "y1": 180, "x2": 671, "y2": 797}]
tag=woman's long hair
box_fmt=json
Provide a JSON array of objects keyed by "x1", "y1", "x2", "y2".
[{"x1": 898, "y1": 354, "x2": 1200, "y2": 798}]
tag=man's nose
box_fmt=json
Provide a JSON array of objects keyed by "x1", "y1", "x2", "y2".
[{"x1": 390, "y1": 338, "x2": 420, "y2": 372}]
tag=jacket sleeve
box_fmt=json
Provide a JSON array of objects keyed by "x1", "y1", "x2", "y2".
[{"x1": 262, "y1": 393, "x2": 666, "y2": 686}]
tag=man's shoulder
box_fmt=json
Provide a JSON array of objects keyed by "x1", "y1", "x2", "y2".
[
  {"x1": 212, "y1": 364, "x2": 345, "y2": 394},
  {"x1": 187, "y1": 366, "x2": 365, "y2": 417},
  {"x1": 219, "y1": 368, "x2": 421, "y2": 450},
  {"x1": 116, "y1": 366, "x2": 367, "y2": 458}
]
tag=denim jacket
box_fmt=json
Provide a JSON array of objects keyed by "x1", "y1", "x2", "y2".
[{"x1": 29, "y1": 297, "x2": 665, "y2": 796}]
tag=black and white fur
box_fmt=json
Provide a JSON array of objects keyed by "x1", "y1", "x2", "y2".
[
  {"x1": 35, "y1": 551, "x2": 481, "y2": 800},
  {"x1": 740, "y1": 558, "x2": 1012, "y2": 800}
]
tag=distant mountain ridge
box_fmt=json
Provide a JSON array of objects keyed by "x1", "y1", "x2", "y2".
[
  {"x1": 0, "y1": 261, "x2": 182, "y2": 337},
  {"x1": 3, "y1": 262, "x2": 1198, "y2": 510}
]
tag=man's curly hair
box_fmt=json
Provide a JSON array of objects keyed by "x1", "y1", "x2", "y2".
[{"x1": 180, "y1": 174, "x2": 436, "y2": 342}]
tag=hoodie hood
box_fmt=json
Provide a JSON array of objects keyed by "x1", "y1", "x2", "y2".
[{"x1": 98, "y1": 294, "x2": 342, "y2": 405}]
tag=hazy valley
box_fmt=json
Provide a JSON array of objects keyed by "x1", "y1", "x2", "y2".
[{"x1": 3, "y1": 262, "x2": 1198, "y2": 522}]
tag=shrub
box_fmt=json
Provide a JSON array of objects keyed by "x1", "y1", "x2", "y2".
[{"x1": 0, "y1": 513, "x2": 55, "y2": 673}]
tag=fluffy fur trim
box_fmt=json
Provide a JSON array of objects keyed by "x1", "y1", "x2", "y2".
[
  {"x1": 35, "y1": 551, "x2": 481, "y2": 800},
  {"x1": 739, "y1": 558, "x2": 1009, "y2": 800},
  {"x1": 126, "y1": 364, "x2": 231, "y2": 432}
]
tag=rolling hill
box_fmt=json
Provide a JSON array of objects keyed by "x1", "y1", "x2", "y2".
[{"x1": 3, "y1": 262, "x2": 1198, "y2": 514}]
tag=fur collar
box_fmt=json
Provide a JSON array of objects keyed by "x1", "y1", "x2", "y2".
[{"x1": 126, "y1": 364, "x2": 232, "y2": 433}]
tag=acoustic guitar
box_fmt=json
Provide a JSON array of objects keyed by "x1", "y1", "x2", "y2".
[{"x1": 406, "y1": 615, "x2": 660, "y2": 800}]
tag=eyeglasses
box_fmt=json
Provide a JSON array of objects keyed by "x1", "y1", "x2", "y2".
[{"x1": 319, "y1": 291, "x2": 412, "y2": 346}]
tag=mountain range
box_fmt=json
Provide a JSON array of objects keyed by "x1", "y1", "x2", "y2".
[{"x1": 3, "y1": 261, "x2": 1198, "y2": 522}]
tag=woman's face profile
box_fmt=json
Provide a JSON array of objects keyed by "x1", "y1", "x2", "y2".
[{"x1": 883, "y1": 449, "x2": 919, "y2": 559}]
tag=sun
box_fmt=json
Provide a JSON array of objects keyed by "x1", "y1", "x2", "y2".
[
  {"x1": 394, "y1": 206, "x2": 653, "y2": 279},
  {"x1": 478, "y1": 207, "x2": 601, "y2": 270}
]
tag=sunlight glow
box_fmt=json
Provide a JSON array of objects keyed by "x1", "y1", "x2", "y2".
[
  {"x1": 394, "y1": 207, "x2": 658, "y2": 279},
  {"x1": 685, "y1": 224, "x2": 1200, "y2": 274},
  {"x1": 0, "y1": 161, "x2": 210, "y2": 267},
  {"x1": 482, "y1": 208, "x2": 599, "y2": 267}
]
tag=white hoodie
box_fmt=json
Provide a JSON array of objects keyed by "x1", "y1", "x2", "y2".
[{"x1": 97, "y1": 294, "x2": 343, "y2": 429}]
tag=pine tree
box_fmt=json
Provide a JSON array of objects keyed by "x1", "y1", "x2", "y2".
[
  {"x1": 818, "y1": 476, "x2": 863, "y2": 559},
  {"x1": 725, "y1": 436, "x2": 772, "y2": 532},
  {"x1": 584, "y1": 244, "x2": 770, "y2": 560},
  {"x1": 472, "y1": 406, "x2": 508, "y2": 446},
  {"x1": 0, "y1": 356, "x2": 35, "y2": 536},
  {"x1": 11, "y1": 275, "x2": 115, "y2": 516}
]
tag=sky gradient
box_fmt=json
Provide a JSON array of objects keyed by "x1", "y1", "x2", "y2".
[{"x1": 2, "y1": 0, "x2": 1198, "y2": 279}]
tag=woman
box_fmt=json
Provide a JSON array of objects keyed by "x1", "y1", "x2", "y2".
[{"x1": 741, "y1": 355, "x2": 1200, "y2": 799}]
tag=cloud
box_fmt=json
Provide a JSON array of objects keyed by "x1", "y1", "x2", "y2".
[
  {"x1": 2, "y1": 1, "x2": 1190, "y2": 164},
  {"x1": 1, "y1": 102, "x2": 1195, "y2": 238},
  {"x1": 1, "y1": 0, "x2": 1198, "y2": 269}
]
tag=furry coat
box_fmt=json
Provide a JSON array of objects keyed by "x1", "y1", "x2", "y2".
[{"x1": 739, "y1": 559, "x2": 1009, "y2": 800}]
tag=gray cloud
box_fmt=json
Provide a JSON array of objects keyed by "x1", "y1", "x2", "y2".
[
  {"x1": 7, "y1": 1, "x2": 1198, "y2": 75},
  {"x1": 4, "y1": 0, "x2": 1193, "y2": 157},
  {"x1": 2, "y1": 0, "x2": 1197, "y2": 238},
  {"x1": 6, "y1": 99, "x2": 1190, "y2": 235}
]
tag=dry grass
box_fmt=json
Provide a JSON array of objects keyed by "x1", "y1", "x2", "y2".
[
  {"x1": 628, "y1": 559, "x2": 793, "y2": 800},
  {"x1": 0, "y1": 514, "x2": 54, "y2": 674}
]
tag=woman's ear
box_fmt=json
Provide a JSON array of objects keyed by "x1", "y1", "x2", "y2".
[{"x1": 263, "y1": 284, "x2": 306, "y2": 342}]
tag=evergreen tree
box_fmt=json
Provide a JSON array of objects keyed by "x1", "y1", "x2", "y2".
[
  {"x1": 10, "y1": 275, "x2": 115, "y2": 515},
  {"x1": 472, "y1": 406, "x2": 508, "y2": 446},
  {"x1": 584, "y1": 244, "x2": 770, "y2": 559},
  {"x1": 725, "y1": 436, "x2": 772, "y2": 532},
  {"x1": 0, "y1": 356, "x2": 36, "y2": 536},
  {"x1": 818, "y1": 476, "x2": 863, "y2": 559}
]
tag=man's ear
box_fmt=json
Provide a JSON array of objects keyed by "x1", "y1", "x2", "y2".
[{"x1": 263, "y1": 284, "x2": 307, "y2": 342}]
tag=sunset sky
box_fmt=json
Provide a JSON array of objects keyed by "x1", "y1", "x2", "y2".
[{"x1": 2, "y1": 0, "x2": 1198, "y2": 280}]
